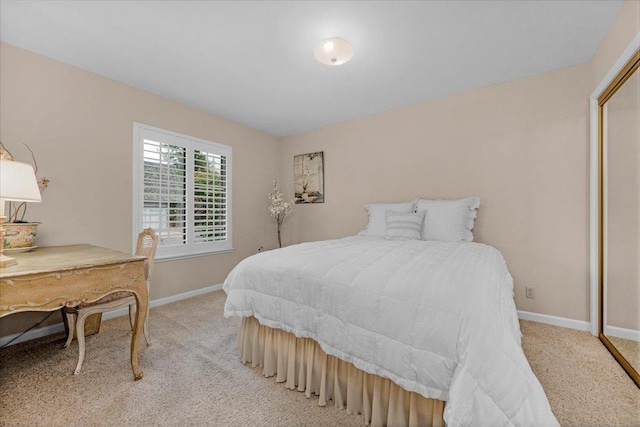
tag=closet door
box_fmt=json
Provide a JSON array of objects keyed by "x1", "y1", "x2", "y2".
[{"x1": 599, "y1": 51, "x2": 640, "y2": 388}]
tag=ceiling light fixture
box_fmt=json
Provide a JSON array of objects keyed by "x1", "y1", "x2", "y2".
[{"x1": 314, "y1": 38, "x2": 353, "y2": 66}]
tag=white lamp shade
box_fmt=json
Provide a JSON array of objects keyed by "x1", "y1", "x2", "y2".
[
  {"x1": 314, "y1": 38, "x2": 354, "y2": 66},
  {"x1": 0, "y1": 159, "x2": 42, "y2": 202}
]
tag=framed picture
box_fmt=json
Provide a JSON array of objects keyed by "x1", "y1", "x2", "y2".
[{"x1": 294, "y1": 151, "x2": 324, "y2": 204}]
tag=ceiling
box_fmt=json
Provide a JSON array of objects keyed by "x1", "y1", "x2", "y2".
[{"x1": 0, "y1": 1, "x2": 624, "y2": 137}]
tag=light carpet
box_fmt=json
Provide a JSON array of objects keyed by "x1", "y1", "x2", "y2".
[{"x1": 0, "y1": 290, "x2": 638, "y2": 426}]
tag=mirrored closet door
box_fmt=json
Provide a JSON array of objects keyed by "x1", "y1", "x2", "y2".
[{"x1": 599, "y1": 50, "x2": 640, "y2": 388}]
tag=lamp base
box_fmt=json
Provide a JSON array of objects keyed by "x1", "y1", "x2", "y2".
[
  {"x1": 0, "y1": 253, "x2": 17, "y2": 268},
  {"x1": 0, "y1": 214, "x2": 18, "y2": 267}
]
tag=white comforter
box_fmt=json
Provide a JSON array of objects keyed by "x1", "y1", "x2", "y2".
[{"x1": 223, "y1": 236, "x2": 558, "y2": 426}]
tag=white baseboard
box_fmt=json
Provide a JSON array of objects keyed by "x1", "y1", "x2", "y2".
[
  {"x1": 147, "y1": 283, "x2": 223, "y2": 309},
  {"x1": 517, "y1": 310, "x2": 591, "y2": 332},
  {"x1": 604, "y1": 325, "x2": 640, "y2": 341},
  {"x1": 0, "y1": 284, "x2": 223, "y2": 348}
]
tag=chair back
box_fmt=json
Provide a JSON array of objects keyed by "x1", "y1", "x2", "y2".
[{"x1": 135, "y1": 228, "x2": 159, "y2": 282}]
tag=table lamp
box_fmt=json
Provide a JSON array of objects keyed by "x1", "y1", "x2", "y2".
[{"x1": 0, "y1": 157, "x2": 42, "y2": 267}]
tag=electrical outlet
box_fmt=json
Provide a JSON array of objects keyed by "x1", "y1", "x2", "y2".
[{"x1": 525, "y1": 287, "x2": 536, "y2": 299}]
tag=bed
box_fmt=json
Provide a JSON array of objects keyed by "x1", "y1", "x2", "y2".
[{"x1": 223, "y1": 236, "x2": 558, "y2": 426}]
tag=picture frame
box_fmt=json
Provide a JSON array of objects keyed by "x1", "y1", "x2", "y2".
[{"x1": 294, "y1": 151, "x2": 324, "y2": 204}]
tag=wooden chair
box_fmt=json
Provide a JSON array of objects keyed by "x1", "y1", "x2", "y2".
[{"x1": 63, "y1": 228, "x2": 158, "y2": 374}]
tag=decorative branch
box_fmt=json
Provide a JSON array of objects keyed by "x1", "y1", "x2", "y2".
[
  {"x1": 24, "y1": 143, "x2": 38, "y2": 175},
  {"x1": 0, "y1": 140, "x2": 15, "y2": 160},
  {"x1": 268, "y1": 180, "x2": 294, "y2": 248},
  {"x1": 10, "y1": 203, "x2": 27, "y2": 223},
  {"x1": 39, "y1": 177, "x2": 50, "y2": 192}
]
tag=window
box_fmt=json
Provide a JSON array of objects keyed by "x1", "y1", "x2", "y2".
[{"x1": 133, "y1": 123, "x2": 232, "y2": 260}]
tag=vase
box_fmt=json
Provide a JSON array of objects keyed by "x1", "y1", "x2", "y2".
[
  {"x1": 277, "y1": 222, "x2": 282, "y2": 248},
  {"x1": 3, "y1": 222, "x2": 40, "y2": 249}
]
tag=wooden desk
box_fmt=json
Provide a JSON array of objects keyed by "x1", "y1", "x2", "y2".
[{"x1": 0, "y1": 244, "x2": 148, "y2": 380}]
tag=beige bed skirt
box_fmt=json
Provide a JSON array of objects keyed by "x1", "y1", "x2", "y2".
[{"x1": 237, "y1": 316, "x2": 446, "y2": 427}]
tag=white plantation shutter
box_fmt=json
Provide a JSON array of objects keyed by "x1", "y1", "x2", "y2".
[
  {"x1": 133, "y1": 123, "x2": 233, "y2": 259},
  {"x1": 193, "y1": 148, "x2": 228, "y2": 243},
  {"x1": 143, "y1": 140, "x2": 187, "y2": 247}
]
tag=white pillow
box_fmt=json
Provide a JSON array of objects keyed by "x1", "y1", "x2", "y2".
[
  {"x1": 385, "y1": 211, "x2": 425, "y2": 240},
  {"x1": 415, "y1": 197, "x2": 480, "y2": 242},
  {"x1": 364, "y1": 201, "x2": 416, "y2": 237}
]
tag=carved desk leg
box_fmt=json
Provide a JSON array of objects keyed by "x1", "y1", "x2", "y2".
[{"x1": 130, "y1": 276, "x2": 148, "y2": 380}]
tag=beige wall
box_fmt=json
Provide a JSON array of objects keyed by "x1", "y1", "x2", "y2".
[
  {"x1": 279, "y1": 64, "x2": 592, "y2": 321},
  {"x1": 0, "y1": 42, "x2": 280, "y2": 337}
]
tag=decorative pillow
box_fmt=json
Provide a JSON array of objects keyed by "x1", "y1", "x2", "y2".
[
  {"x1": 385, "y1": 211, "x2": 425, "y2": 240},
  {"x1": 364, "y1": 200, "x2": 416, "y2": 237},
  {"x1": 415, "y1": 197, "x2": 480, "y2": 242}
]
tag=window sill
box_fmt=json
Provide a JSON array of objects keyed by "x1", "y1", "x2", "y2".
[{"x1": 154, "y1": 248, "x2": 234, "y2": 263}]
